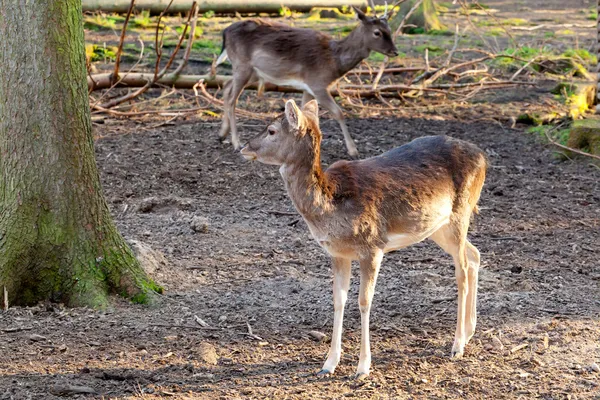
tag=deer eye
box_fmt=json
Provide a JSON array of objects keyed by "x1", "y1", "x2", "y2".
[
  {"x1": 373, "y1": 30, "x2": 382, "y2": 37},
  {"x1": 268, "y1": 126, "x2": 277, "y2": 135}
]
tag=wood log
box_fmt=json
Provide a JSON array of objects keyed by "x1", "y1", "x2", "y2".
[{"x1": 82, "y1": 0, "x2": 367, "y2": 14}]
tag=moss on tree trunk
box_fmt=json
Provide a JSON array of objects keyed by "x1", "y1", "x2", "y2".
[{"x1": 0, "y1": 0, "x2": 161, "y2": 307}]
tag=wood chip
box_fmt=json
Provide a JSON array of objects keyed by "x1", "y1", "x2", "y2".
[
  {"x1": 543, "y1": 335, "x2": 549, "y2": 349},
  {"x1": 308, "y1": 330, "x2": 327, "y2": 342},
  {"x1": 194, "y1": 315, "x2": 209, "y2": 327},
  {"x1": 28, "y1": 334, "x2": 47, "y2": 342},
  {"x1": 49, "y1": 385, "x2": 96, "y2": 395},
  {"x1": 510, "y1": 343, "x2": 529, "y2": 353}
]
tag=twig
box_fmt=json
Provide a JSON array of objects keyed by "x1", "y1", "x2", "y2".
[
  {"x1": 510, "y1": 56, "x2": 540, "y2": 81},
  {"x1": 99, "y1": 1, "x2": 192, "y2": 109},
  {"x1": 149, "y1": 323, "x2": 222, "y2": 331},
  {"x1": 154, "y1": 0, "x2": 175, "y2": 79},
  {"x1": 172, "y1": 1, "x2": 199, "y2": 78},
  {"x1": 112, "y1": 0, "x2": 136, "y2": 83},
  {"x1": 267, "y1": 210, "x2": 298, "y2": 216},
  {"x1": 3, "y1": 286, "x2": 7, "y2": 311}
]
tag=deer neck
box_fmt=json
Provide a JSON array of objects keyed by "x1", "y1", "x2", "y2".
[
  {"x1": 333, "y1": 28, "x2": 371, "y2": 76},
  {"x1": 279, "y1": 147, "x2": 333, "y2": 218}
]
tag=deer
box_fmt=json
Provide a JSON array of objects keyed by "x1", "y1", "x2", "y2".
[
  {"x1": 215, "y1": 5, "x2": 398, "y2": 158},
  {"x1": 240, "y1": 99, "x2": 488, "y2": 379}
]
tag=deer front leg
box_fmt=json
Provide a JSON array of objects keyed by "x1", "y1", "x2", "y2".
[
  {"x1": 356, "y1": 249, "x2": 383, "y2": 379},
  {"x1": 319, "y1": 257, "x2": 351, "y2": 375},
  {"x1": 301, "y1": 91, "x2": 314, "y2": 106},
  {"x1": 313, "y1": 89, "x2": 358, "y2": 158}
]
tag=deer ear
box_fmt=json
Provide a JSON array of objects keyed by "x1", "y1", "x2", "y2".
[
  {"x1": 285, "y1": 99, "x2": 303, "y2": 132},
  {"x1": 353, "y1": 6, "x2": 368, "y2": 22},
  {"x1": 302, "y1": 99, "x2": 319, "y2": 124}
]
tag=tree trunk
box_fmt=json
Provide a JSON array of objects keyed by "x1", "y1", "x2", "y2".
[
  {"x1": 390, "y1": 0, "x2": 444, "y2": 33},
  {"x1": 597, "y1": 0, "x2": 600, "y2": 113},
  {"x1": 0, "y1": 1, "x2": 161, "y2": 307}
]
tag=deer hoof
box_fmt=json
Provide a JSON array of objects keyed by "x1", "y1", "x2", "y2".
[
  {"x1": 451, "y1": 349, "x2": 464, "y2": 359},
  {"x1": 354, "y1": 372, "x2": 369, "y2": 381},
  {"x1": 316, "y1": 369, "x2": 332, "y2": 377}
]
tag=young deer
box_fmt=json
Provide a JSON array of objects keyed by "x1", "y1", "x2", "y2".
[
  {"x1": 241, "y1": 99, "x2": 487, "y2": 379},
  {"x1": 215, "y1": 6, "x2": 398, "y2": 157}
]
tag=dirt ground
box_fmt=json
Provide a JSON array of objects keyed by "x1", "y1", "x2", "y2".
[
  {"x1": 2, "y1": 0, "x2": 600, "y2": 399},
  {"x1": 1, "y1": 114, "x2": 599, "y2": 399}
]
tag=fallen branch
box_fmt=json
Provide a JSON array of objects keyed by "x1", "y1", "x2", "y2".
[{"x1": 81, "y1": 0, "x2": 367, "y2": 14}]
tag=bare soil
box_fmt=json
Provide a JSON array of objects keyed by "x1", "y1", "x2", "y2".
[{"x1": 1, "y1": 114, "x2": 599, "y2": 399}]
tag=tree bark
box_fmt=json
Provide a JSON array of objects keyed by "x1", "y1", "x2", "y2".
[{"x1": 0, "y1": 0, "x2": 161, "y2": 307}]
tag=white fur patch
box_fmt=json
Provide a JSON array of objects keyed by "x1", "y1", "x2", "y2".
[
  {"x1": 216, "y1": 50, "x2": 228, "y2": 65},
  {"x1": 253, "y1": 68, "x2": 315, "y2": 96}
]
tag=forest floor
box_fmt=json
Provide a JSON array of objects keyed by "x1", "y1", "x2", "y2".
[{"x1": 1, "y1": 0, "x2": 600, "y2": 399}]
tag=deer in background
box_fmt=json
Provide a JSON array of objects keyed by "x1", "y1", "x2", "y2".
[
  {"x1": 241, "y1": 99, "x2": 487, "y2": 379},
  {"x1": 215, "y1": 6, "x2": 398, "y2": 157}
]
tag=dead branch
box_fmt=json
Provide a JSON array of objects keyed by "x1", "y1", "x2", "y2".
[
  {"x1": 112, "y1": 0, "x2": 136, "y2": 84},
  {"x1": 98, "y1": 1, "x2": 194, "y2": 109}
]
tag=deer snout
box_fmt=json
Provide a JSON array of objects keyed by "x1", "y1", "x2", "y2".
[
  {"x1": 240, "y1": 144, "x2": 257, "y2": 161},
  {"x1": 388, "y1": 48, "x2": 399, "y2": 57}
]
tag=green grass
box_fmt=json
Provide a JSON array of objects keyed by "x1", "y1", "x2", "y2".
[
  {"x1": 414, "y1": 44, "x2": 444, "y2": 56},
  {"x1": 562, "y1": 48, "x2": 597, "y2": 65},
  {"x1": 84, "y1": 14, "x2": 124, "y2": 31},
  {"x1": 476, "y1": 17, "x2": 529, "y2": 27},
  {"x1": 528, "y1": 125, "x2": 570, "y2": 146},
  {"x1": 368, "y1": 53, "x2": 386, "y2": 62},
  {"x1": 494, "y1": 46, "x2": 552, "y2": 70}
]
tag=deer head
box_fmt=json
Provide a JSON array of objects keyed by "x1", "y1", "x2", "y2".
[
  {"x1": 351, "y1": 6, "x2": 398, "y2": 57},
  {"x1": 241, "y1": 100, "x2": 320, "y2": 166}
]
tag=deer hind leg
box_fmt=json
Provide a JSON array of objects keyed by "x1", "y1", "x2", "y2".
[
  {"x1": 319, "y1": 257, "x2": 351, "y2": 376},
  {"x1": 429, "y1": 222, "x2": 474, "y2": 358},
  {"x1": 355, "y1": 249, "x2": 383, "y2": 379},
  {"x1": 220, "y1": 68, "x2": 254, "y2": 150},
  {"x1": 313, "y1": 90, "x2": 358, "y2": 158},
  {"x1": 464, "y1": 240, "x2": 480, "y2": 343}
]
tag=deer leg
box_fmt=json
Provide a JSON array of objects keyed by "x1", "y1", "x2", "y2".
[
  {"x1": 429, "y1": 224, "x2": 470, "y2": 358},
  {"x1": 301, "y1": 91, "x2": 314, "y2": 106},
  {"x1": 318, "y1": 257, "x2": 351, "y2": 376},
  {"x1": 222, "y1": 68, "x2": 253, "y2": 150},
  {"x1": 218, "y1": 81, "x2": 233, "y2": 140},
  {"x1": 464, "y1": 240, "x2": 480, "y2": 344},
  {"x1": 313, "y1": 90, "x2": 358, "y2": 158},
  {"x1": 355, "y1": 249, "x2": 383, "y2": 379}
]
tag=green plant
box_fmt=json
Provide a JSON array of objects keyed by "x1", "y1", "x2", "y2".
[
  {"x1": 175, "y1": 24, "x2": 203, "y2": 38},
  {"x1": 133, "y1": 10, "x2": 152, "y2": 29},
  {"x1": 85, "y1": 44, "x2": 117, "y2": 62},
  {"x1": 279, "y1": 6, "x2": 292, "y2": 17},
  {"x1": 203, "y1": 10, "x2": 215, "y2": 18}
]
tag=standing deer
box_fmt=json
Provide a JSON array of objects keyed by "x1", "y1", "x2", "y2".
[
  {"x1": 241, "y1": 99, "x2": 487, "y2": 379},
  {"x1": 215, "y1": 6, "x2": 398, "y2": 157}
]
